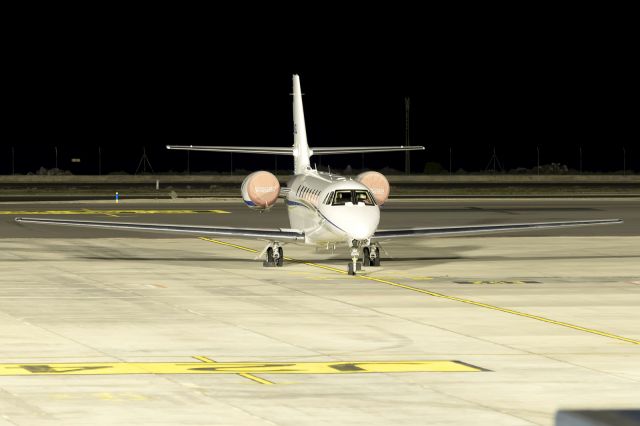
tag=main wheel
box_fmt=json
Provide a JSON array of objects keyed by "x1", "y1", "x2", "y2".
[
  {"x1": 276, "y1": 247, "x2": 284, "y2": 266},
  {"x1": 363, "y1": 247, "x2": 371, "y2": 266},
  {"x1": 372, "y1": 247, "x2": 381, "y2": 267},
  {"x1": 263, "y1": 247, "x2": 275, "y2": 267}
]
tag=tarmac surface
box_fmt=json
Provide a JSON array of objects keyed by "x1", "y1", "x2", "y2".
[{"x1": 0, "y1": 198, "x2": 639, "y2": 425}]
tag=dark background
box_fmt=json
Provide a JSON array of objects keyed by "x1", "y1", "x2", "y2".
[{"x1": 3, "y1": 10, "x2": 637, "y2": 175}]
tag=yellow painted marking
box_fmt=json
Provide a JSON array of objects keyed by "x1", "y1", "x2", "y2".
[
  {"x1": 193, "y1": 355, "x2": 275, "y2": 385},
  {"x1": 0, "y1": 360, "x2": 481, "y2": 376},
  {"x1": 238, "y1": 372, "x2": 276, "y2": 385},
  {"x1": 199, "y1": 237, "x2": 259, "y2": 253},
  {"x1": 0, "y1": 209, "x2": 230, "y2": 215},
  {"x1": 358, "y1": 276, "x2": 640, "y2": 345},
  {"x1": 193, "y1": 356, "x2": 216, "y2": 363},
  {"x1": 455, "y1": 280, "x2": 540, "y2": 285},
  {"x1": 199, "y1": 239, "x2": 640, "y2": 346},
  {"x1": 84, "y1": 208, "x2": 119, "y2": 218}
]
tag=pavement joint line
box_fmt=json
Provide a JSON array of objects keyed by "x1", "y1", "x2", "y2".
[
  {"x1": 193, "y1": 355, "x2": 275, "y2": 385},
  {"x1": 198, "y1": 238, "x2": 640, "y2": 346}
]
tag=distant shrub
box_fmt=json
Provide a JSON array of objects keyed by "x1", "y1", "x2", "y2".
[{"x1": 424, "y1": 162, "x2": 444, "y2": 174}]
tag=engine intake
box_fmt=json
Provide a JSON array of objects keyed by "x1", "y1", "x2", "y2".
[
  {"x1": 356, "y1": 171, "x2": 390, "y2": 205},
  {"x1": 241, "y1": 171, "x2": 280, "y2": 210}
]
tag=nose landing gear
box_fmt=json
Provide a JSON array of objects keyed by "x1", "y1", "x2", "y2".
[
  {"x1": 347, "y1": 245, "x2": 362, "y2": 275},
  {"x1": 347, "y1": 241, "x2": 380, "y2": 275}
]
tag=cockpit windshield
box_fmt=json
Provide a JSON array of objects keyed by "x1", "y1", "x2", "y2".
[{"x1": 331, "y1": 190, "x2": 375, "y2": 206}]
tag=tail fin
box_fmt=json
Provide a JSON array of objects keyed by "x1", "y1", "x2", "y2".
[
  {"x1": 292, "y1": 74, "x2": 311, "y2": 174},
  {"x1": 167, "y1": 74, "x2": 425, "y2": 173}
]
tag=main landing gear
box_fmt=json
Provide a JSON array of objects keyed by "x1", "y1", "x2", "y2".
[
  {"x1": 262, "y1": 242, "x2": 284, "y2": 267},
  {"x1": 347, "y1": 241, "x2": 381, "y2": 275}
]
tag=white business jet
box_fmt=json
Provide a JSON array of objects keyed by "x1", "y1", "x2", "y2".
[{"x1": 16, "y1": 75, "x2": 622, "y2": 274}]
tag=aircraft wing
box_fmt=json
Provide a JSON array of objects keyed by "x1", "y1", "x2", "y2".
[
  {"x1": 15, "y1": 217, "x2": 304, "y2": 241},
  {"x1": 372, "y1": 218, "x2": 622, "y2": 239},
  {"x1": 312, "y1": 146, "x2": 425, "y2": 155},
  {"x1": 166, "y1": 145, "x2": 293, "y2": 155}
]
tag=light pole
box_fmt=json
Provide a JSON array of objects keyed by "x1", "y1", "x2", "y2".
[
  {"x1": 579, "y1": 145, "x2": 582, "y2": 174},
  {"x1": 187, "y1": 150, "x2": 190, "y2": 175},
  {"x1": 404, "y1": 97, "x2": 410, "y2": 175}
]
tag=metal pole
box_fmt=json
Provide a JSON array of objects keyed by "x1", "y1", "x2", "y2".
[
  {"x1": 579, "y1": 146, "x2": 582, "y2": 174},
  {"x1": 493, "y1": 147, "x2": 496, "y2": 173},
  {"x1": 187, "y1": 150, "x2": 190, "y2": 175},
  {"x1": 98, "y1": 146, "x2": 102, "y2": 176},
  {"x1": 536, "y1": 145, "x2": 540, "y2": 175},
  {"x1": 404, "y1": 97, "x2": 410, "y2": 174}
]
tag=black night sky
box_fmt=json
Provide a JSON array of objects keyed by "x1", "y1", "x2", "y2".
[{"x1": 3, "y1": 13, "x2": 637, "y2": 175}]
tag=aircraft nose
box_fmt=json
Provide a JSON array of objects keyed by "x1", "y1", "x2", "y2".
[{"x1": 348, "y1": 210, "x2": 379, "y2": 240}]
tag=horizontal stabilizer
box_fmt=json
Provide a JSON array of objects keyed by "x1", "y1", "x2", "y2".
[
  {"x1": 166, "y1": 145, "x2": 293, "y2": 155},
  {"x1": 312, "y1": 146, "x2": 425, "y2": 155},
  {"x1": 167, "y1": 145, "x2": 425, "y2": 156}
]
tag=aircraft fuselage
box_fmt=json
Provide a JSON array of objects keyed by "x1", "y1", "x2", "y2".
[{"x1": 287, "y1": 171, "x2": 380, "y2": 246}]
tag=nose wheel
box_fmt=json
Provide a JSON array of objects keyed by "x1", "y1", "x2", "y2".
[
  {"x1": 347, "y1": 242, "x2": 382, "y2": 275},
  {"x1": 346, "y1": 244, "x2": 362, "y2": 275}
]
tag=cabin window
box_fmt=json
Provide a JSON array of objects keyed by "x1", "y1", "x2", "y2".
[{"x1": 324, "y1": 192, "x2": 334, "y2": 205}]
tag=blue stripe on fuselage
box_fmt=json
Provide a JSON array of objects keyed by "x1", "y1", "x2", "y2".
[{"x1": 287, "y1": 198, "x2": 347, "y2": 235}]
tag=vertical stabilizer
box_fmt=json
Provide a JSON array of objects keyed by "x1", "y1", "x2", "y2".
[{"x1": 293, "y1": 74, "x2": 311, "y2": 174}]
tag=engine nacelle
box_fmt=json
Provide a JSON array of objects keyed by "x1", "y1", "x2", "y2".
[
  {"x1": 241, "y1": 171, "x2": 280, "y2": 210},
  {"x1": 356, "y1": 171, "x2": 390, "y2": 205}
]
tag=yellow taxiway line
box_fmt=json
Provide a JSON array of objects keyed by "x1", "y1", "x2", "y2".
[
  {"x1": 0, "y1": 360, "x2": 482, "y2": 376},
  {"x1": 193, "y1": 355, "x2": 275, "y2": 385},
  {"x1": 199, "y1": 238, "x2": 640, "y2": 346}
]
